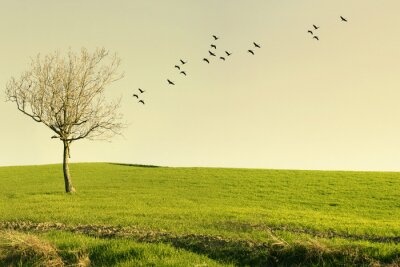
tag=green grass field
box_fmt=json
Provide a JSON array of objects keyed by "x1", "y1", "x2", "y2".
[{"x1": 0, "y1": 163, "x2": 399, "y2": 266}]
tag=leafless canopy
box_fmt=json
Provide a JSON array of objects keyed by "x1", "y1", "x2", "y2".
[{"x1": 5, "y1": 48, "x2": 124, "y2": 142}]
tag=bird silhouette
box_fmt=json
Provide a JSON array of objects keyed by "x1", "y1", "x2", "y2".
[
  {"x1": 313, "y1": 24, "x2": 319, "y2": 30},
  {"x1": 203, "y1": 58, "x2": 210, "y2": 63},
  {"x1": 139, "y1": 100, "x2": 145, "y2": 105},
  {"x1": 138, "y1": 88, "x2": 145, "y2": 93},
  {"x1": 220, "y1": 57, "x2": 225, "y2": 61},
  {"x1": 167, "y1": 79, "x2": 175, "y2": 85},
  {"x1": 174, "y1": 65, "x2": 180, "y2": 70},
  {"x1": 313, "y1": 36, "x2": 319, "y2": 40},
  {"x1": 212, "y1": 35, "x2": 219, "y2": 40},
  {"x1": 209, "y1": 50, "x2": 216, "y2": 56},
  {"x1": 180, "y1": 71, "x2": 186, "y2": 76},
  {"x1": 180, "y1": 59, "x2": 187, "y2": 64},
  {"x1": 133, "y1": 94, "x2": 139, "y2": 98},
  {"x1": 253, "y1": 42, "x2": 261, "y2": 48},
  {"x1": 225, "y1": 51, "x2": 232, "y2": 56},
  {"x1": 308, "y1": 30, "x2": 313, "y2": 35},
  {"x1": 248, "y1": 50, "x2": 255, "y2": 55},
  {"x1": 340, "y1": 16, "x2": 348, "y2": 22},
  {"x1": 211, "y1": 44, "x2": 217, "y2": 49}
]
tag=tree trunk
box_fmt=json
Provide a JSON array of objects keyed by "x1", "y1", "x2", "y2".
[{"x1": 63, "y1": 141, "x2": 76, "y2": 193}]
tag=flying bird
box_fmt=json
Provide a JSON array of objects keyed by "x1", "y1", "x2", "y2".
[
  {"x1": 174, "y1": 65, "x2": 180, "y2": 70},
  {"x1": 138, "y1": 88, "x2": 145, "y2": 93},
  {"x1": 180, "y1": 71, "x2": 186, "y2": 76},
  {"x1": 220, "y1": 56, "x2": 225, "y2": 61},
  {"x1": 340, "y1": 16, "x2": 347, "y2": 22},
  {"x1": 313, "y1": 36, "x2": 319, "y2": 40},
  {"x1": 209, "y1": 50, "x2": 216, "y2": 56},
  {"x1": 225, "y1": 51, "x2": 232, "y2": 56},
  {"x1": 180, "y1": 59, "x2": 187, "y2": 64},
  {"x1": 211, "y1": 44, "x2": 217, "y2": 49},
  {"x1": 139, "y1": 100, "x2": 145, "y2": 105},
  {"x1": 167, "y1": 79, "x2": 175, "y2": 85},
  {"x1": 248, "y1": 49, "x2": 255, "y2": 55},
  {"x1": 253, "y1": 42, "x2": 261, "y2": 48},
  {"x1": 212, "y1": 35, "x2": 219, "y2": 40},
  {"x1": 313, "y1": 24, "x2": 319, "y2": 30},
  {"x1": 308, "y1": 30, "x2": 313, "y2": 35},
  {"x1": 133, "y1": 94, "x2": 139, "y2": 98},
  {"x1": 203, "y1": 58, "x2": 210, "y2": 63}
]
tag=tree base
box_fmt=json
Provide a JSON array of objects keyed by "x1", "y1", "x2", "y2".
[{"x1": 66, "y1": 186, "x2": 76, "y2": 194}]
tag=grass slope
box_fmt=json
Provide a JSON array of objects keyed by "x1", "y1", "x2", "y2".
[{"x1": 0, "y1": 163, "x2": 399, "y2": 265}]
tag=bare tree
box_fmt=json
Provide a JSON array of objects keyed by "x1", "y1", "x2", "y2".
[{"x1": 5, "y1": 48, "x2": 124, "y2": 193}]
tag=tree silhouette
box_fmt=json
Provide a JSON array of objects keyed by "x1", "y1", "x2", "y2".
[{"x1": 5, "y1": 48, "x2": 124, "y2": 193}]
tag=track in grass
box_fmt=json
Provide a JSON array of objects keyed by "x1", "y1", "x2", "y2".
[{"x1": 1, "y1": 221, "x2": 400, "y2": 266}]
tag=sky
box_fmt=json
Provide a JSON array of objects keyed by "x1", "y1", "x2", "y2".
[{"x1": 1, "y1": 0, "x2": 400, "y2": 171}]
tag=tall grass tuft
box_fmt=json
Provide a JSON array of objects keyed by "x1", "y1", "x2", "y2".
[{"x1": 0, "y1": 230, "x2": 64, "y2": 266}]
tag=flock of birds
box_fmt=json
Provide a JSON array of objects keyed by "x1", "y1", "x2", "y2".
[
  {"x1": 202, "y1": 35, "x2": 231, "y2": 64},
  {"x1": 132, "y1": 88, "x2": 145, "y2": 104},
  {"x1": 167, "y1": 58, "x2": 187, "y2": 86},
  {"x1": 308, "y1": 15, "x2": 348, "y2": 41},
  {"x1": 134, "y1": 16, "x2": 349, "y2": 105},
  {"x1": 164, "y1": 34, "x2": 261, "y2": 90}
]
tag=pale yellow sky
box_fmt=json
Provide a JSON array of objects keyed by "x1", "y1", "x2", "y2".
[{"x1": 1, "y1": 1, "x2": 400, "y2": 171}]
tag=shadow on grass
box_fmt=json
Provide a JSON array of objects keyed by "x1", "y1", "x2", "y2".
[
  {"x1": 28, "y1": 191, "x2": 62, "y2": 196},
  {"x1": 108, "y1": 163, "x2": 161, "y2": 168},
  {"x1": 88, "y1": 243, "x2": 141, "y2": 266},
  {"x1": 162, "y1": 234, "x2": 383, "y2": 266}
]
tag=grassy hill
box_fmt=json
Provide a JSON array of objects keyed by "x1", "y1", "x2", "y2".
[{"x1": 0, "y1": 163, "x2": 399, "y2": 266}]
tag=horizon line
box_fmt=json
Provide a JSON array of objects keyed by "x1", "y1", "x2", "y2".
[{"x1": 1, "y1": 161, "x2": 400, "y2": 174}]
